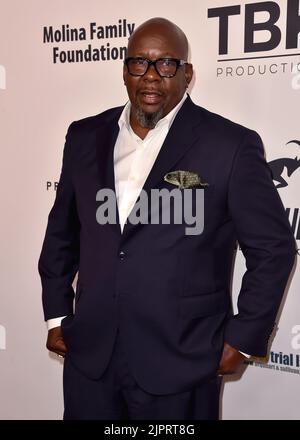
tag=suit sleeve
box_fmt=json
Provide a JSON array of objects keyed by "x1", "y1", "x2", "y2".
[
  {"x1": 225, "y1": 130, "x2": 296, "y2": 356},
  {"x1": 38, "y1": 123, "x2": 80, "y2": 321}
]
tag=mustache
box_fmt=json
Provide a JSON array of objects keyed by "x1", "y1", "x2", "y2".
[{"x1": 138, "y1": 89, "x2": 163, "y2": 96}]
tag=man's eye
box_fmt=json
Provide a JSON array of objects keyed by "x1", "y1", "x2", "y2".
[{"x1": 135, "y1": 59, "x2": 146, "y2": 65}]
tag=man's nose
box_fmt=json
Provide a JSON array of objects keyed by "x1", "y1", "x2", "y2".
[{"x1": 143, "y1": 63, "x2": 161, "y2": 81}]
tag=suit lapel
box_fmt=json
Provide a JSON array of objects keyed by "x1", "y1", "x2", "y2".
[
  {"x1": 142, "y1": 96, "x2": 204, "y2": 193},
  {"x1": 95, "y1": 109, "x2": 123, "y2": 237},
  {"x1": 122, "y1": 96, "x2": 205, "y2": 241}
]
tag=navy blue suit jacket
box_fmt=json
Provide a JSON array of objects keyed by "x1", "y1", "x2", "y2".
[{"x1": 39, "y1": 96, "x2": 295, "y2": 394}]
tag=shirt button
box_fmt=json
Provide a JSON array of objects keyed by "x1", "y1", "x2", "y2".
[{"x1": 119, "y1": 251, "x2": 126, "y2": 260}]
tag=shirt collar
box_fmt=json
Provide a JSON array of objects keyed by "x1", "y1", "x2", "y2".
[{"x1": 118, "y1": 93, "x2": 188, "y2": 133}]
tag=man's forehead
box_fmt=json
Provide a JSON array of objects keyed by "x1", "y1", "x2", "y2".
[
  {"x1": 127, "y1": 20, "x2": 188, "y2": 59},
  {"x1": 128, "y1": 32, "x2": 182, "y2": 55}
]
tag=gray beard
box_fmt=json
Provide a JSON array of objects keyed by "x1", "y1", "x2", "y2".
[{"x1": 135, "y1": 106, "x2": 164, "y2": 129}]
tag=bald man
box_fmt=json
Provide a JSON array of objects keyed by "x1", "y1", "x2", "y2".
[{"x1": 39, "y1": 18, "x2": 295, "y2": 419}]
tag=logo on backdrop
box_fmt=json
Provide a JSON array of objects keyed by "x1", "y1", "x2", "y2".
[
  {"x1": 286, "y1": 208, "x2": 300, "y2": 245},
  {"x1": 0, "y1": 65, "x2": 6, "y2": 90},
  {"x1": 268, "y1": 140, "x2": 300, "y2": 188},
  {"x1": 208, "y1": 0, "x2": 300, "y2": 79},
  {"x1": 43, "y1": 18, "x2": 135, "y2": 64},
  {"x1": 0, "y1": 325, "x2": 6, "y2": 350},
  {"x1": 245, "y1": 349, "x2": 300, "y2": 375},
  {"x1": 244, "y1": 327, "x2": 300, "y2": 375},
  {"x1": 45, "y1": 181, "x2": 58, "y2": 191},
  {"x1": 266, "y1": 139, "x2": 300, "y2": 246}
]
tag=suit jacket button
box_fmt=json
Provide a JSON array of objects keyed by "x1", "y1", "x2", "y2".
[{"x1": 119, "y1": 251, "x2": 126, "y2": 260}]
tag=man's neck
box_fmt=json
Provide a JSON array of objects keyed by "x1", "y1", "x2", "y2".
[
  {"x1": 128, "y1": 93, "x2": 188, "y2": 140},
  {"x1": 129, "y1": 113, "x2": 150, "y2": 140}
]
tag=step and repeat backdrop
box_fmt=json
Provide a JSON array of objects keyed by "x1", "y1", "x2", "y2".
[{"x1": 0, "y1": 0, "x2": 299, "y2": 419}]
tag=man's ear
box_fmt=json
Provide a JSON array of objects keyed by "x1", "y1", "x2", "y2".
[
  {"x1": 123, "y1": 65, "x2": 127, "y2": 86},
  {"x1": 185, "y1": 63, "x2": 193, "y2": 86}
]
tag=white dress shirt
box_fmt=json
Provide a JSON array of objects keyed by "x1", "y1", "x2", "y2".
[{"x1": 114, "y1": 93, "x2": 188, "y2": 231}]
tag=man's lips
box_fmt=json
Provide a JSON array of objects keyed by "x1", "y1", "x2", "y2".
[{"x1": 139, "y1": 90, "x2": 163, "y2": 105}]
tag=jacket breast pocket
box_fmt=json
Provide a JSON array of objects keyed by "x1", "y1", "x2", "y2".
[{"x1": 178, "y1": 289, "x2": 230, "y2": 319}]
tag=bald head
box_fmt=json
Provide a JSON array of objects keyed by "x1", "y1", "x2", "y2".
[{"x1": 128, "y1": 18, "x2": 189, "y2": 60}]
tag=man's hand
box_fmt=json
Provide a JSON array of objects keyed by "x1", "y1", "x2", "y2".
[
  {"x1": 217, "y1": 341, "x2": 246, "y2": 375},
  {"x1": 46, "y1": 326, "x2": 67, "y2": 357}
]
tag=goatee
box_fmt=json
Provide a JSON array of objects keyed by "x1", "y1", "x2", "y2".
[{"x1": 135, "y1": 106, "x2": 164, "y2": 129}]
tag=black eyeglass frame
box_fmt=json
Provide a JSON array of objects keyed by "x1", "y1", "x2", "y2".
[{"x1": 124, "y1": 57, "x2": 188, "y2": 78}]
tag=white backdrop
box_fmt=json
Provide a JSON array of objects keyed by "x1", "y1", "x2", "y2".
[{"x1": 0, "y1": 0, "x2": 299, "y2": 419}]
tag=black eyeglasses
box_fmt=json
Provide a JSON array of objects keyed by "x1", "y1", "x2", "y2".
[{"x1": 124, "y1": 57, "x2": 188, "y2": 78}]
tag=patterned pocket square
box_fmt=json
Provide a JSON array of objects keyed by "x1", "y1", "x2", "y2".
[{"x1": 164, "y1": 170, "x2": 209, "y2": 189}]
